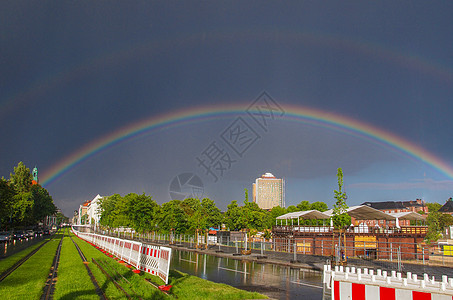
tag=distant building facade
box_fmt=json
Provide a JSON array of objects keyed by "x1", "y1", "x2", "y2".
[
  {"x1": 77, "y1": 194, "x2": 103, "y2": 226},
  {"x1": 87, "y1": 194, "x2": 103, "y2": 227},
  {"x1": 361, "y1": 199, "x2": 427, "y2": 227},
  {"x1": 72, "y1": 210, "x2": 78, "y2": 225},
  {"x1": 438, "y1": 198, "x2": 453, "y2": 215},
  {"x1": 252, "y1": 173, "x2": 285, "y2": 210},
  {"x1": 42, "y1": 207, "x2": 61, "y2": 227},
  {"x1": 78, "y1": 200, "x2": 91, "y2": 225}
]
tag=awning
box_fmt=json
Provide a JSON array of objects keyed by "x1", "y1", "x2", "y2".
[
  {"x1": 389, "y1": 211, "x2": 426, "y2": 221},
  {"x1": 324, "y1": 205, "x2": 396, "y2": 221},
  {"x1": 276, "y1": 210, "x2": 330, "y2": 220}
]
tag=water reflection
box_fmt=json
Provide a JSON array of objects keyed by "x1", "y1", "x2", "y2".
[
  {"x1": 172, "y1": 249, "x2": 323, "y2": 299},
  {"x1": 0, "y1": 236, "x2": 45, "y2": 259}
]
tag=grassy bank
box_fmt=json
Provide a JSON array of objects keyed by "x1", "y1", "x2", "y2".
[
  {"x1": 70, "y1": 233, "x2": 132, "y2": 299},
  {"x1": 0, "y1": 232, "x2": 63, "y2": 299},
  {"x1": 168, "y1": 269, "x2": 267, "y2": 300},
  {"x1": 73, "y1": 232, "x2": 267, "y2": 299},
  {"x1": 1, "y1": 230, "x2": 267, "y2": 299},
  {"x1": 0, "y1": 237, "x2": 50, "y2": 274},
  {"x1": 53, "y1": 231, "x2": 100, "y2": 299}
]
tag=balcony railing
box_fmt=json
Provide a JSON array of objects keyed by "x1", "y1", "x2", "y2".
[{"x1": 272, "y1": 225, "x2": 428, "y2": 236}]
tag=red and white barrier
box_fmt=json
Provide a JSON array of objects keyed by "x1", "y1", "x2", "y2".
[
  {"x1": 158, "y1": 247, "x2": 171, "y2": 284},
  {"x1": 72, "y1": 227, "x2": 172, "y2": 284},
  {"x1": 138, "y1": 244, "x2": 172, "y2": 284},
  {"x1": 323, "y1": 264, "x2": 453, "y2": 300}
]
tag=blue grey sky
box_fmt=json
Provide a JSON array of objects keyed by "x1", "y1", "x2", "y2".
[{"x1": 1, "y1": 1, "x2": 452, "y2": 216}]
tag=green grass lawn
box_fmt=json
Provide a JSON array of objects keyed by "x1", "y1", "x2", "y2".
[
  {"x1": 53, "y1": 231, "x2": 100, "y2": 299},
  {"x1": 168, "y1": 269, "x2": 267, "y2": 300},
  {"x1": 94, "y1": 256, "x2": 169, "y2": 299},
  {"x1": 71, "y1": 232, "x2": 138, "y2": 299},
  {"x1": 0, "y1": 232, "x2": 63, "y2": 299},
  {"x1": 73, "y1": 232, "x2": 267, "y2": 299},
  {"x1": 0, "y1": 237, "x2": 50, "y2": 274},
  {"x1": 1, "y1": 230, "x2": 267, "y2": 300}
]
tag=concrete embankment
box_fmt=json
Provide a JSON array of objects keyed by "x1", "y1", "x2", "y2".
[{"x1": 144, "y1": 240, "x2": 453, "y2": 279}]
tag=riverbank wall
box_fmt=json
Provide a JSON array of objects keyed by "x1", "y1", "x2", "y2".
[{"x1": 141, "y1": 239, "x2": 453, "y2": 280}]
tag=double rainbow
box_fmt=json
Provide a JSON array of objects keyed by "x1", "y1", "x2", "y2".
[{"x1": 40, "y1": 103, "x2": 453, "y2": 187}]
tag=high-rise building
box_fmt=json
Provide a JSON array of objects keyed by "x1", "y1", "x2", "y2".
[{"x1": 252, "y1": 172, "x2": 285, "y2": 210}]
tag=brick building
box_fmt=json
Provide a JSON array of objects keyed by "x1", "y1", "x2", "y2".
[{"x1": 361, "y1": 199, "x2": 427, "y2": 226}]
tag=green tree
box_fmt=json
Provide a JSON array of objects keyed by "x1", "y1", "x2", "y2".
[
  {"x1": 423, "y1": 211, "x2": 453, "y2": 243},
  {"x1": 99, "y1": 194, "x2": 121, "y2": 228},
  {"x1": 180, "y1": 198, "x2": 205, "y2": 232},
  {"x1": 425, "y1": 211, "x2": 443, "y2": 243},
  {"x1": 9, "y1": 162, "x2": 33, "y2": 193},
  {"x1": 427, "y1": 202, "x2": 442, "y2": 212},
  {"x1": 0, "y1": 177, "x2": 15, "y2": 229},
  {"x1": 297, "y1": 201, "x2": 311, "y2": 211},
  {"x1": 269, "y1": 206, "x2": 286, "y2": 227},
  {"x1": 31, "y1": 184, "x2": 56, "y2": 224},
  {"x1": 332, "y1": 168, "x2": 351, "y2": 229},
  {"x1": 224, "y1": 199, "x2": 269, "y2": 231},
  {"x1": 310, "y1": 201, "x2": 328, "y2": 212},
  {"x1": 224, "y1": 200, "x2": 244, "y2": 230},
  {"x1": 1, "y1": 163, "x2": 57, "y2": 228},
  {"x1": 125, "y1": 193, "x2": 159, "y2": 233},
  {"x1": 439, "y1": 213, "x2": 453, "y2": 229},
  {"x1": 158, "y1": 200, "x2": 188, "y2": 233},
  {"x1": 243, "y1": 201, "x2": 268, "y2": 230},
  {"x1": 56, "y1": 211, "x2": 68, "y2": 225},
  {"x1": 180, "y1": 198, "x2": 201, "y2": 217},
  {"x1": 111, "y1": 195, "x2": 131, "y2": 228},
  {"x1": 201, "y1": 198, "x2": 223, "y2": 228},
  {"x1": 286, "y1": 205, "x2": 299, "y2": 213},
  {"x1": 11, "y1": 192, "x2": 34, "y2": 226}
]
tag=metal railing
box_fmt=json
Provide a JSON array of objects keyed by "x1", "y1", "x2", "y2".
[
  {"x1": 273, "y1": 225, "x2": 428, "y2": 235},
  {"x1": 93, "y1": 228, "x2": 453, "y2": 274}
]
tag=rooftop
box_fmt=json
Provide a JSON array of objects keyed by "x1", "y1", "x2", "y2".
[
  {"x1": 439, "y1": 198, "x2": 453, "y2": 213},
  {"x1": 261, "y1": 172, "x2": 276, "y2": 178}
]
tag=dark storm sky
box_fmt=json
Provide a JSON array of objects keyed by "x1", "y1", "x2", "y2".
[{"x1": 1, "y1": 1, "x2": 452, "y2": 216}]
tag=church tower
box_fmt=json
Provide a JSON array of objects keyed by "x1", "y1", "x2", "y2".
[{"x1": 32, "y1": 166, "x2": 38, "y2": 185}]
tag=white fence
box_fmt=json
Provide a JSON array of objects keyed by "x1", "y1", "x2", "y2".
[
  {"x1": 72, "y1": 226, "x2": 172, "y2": 284},
  {"x1": 323, "y1": 264, "x2": 453, "y2": 300}
]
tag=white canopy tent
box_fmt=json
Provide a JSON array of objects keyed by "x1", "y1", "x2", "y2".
[
  {"x1": 389, "y1": 211, "x2": 425, "y2": 220},
  {"x1": 324, "y1": 205, "x2": 396, "y2": 221},
  {"x1": 274, "y1": 205, "x2": 425, "y2": 230},
  {"x1": 276, "y1": 210, "x2": 330, "y2": 225},
  {"x1": 388, "y1": 211, "x2": 426, "y2": 228}
]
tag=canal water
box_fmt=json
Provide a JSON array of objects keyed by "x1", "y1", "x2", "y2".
[{"x1": 171, "y1": 249, "x2": 325, "y2": 299}]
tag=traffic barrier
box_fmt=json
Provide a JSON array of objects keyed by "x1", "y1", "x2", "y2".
[
  {"x1": 138, "y1": 244, "x2": 172, "y2": 284},
  {"x1": 72, "y1": 227, "x2": 172, "y2": 284},
  {"x1": 139, "y1": 244, "x2": 160, "y2": 275},
  {"x1": 323, "y1": 264, "x2": 453, "y2": 300},
  {"x1": 158, "y1": 246, "x2": 172, "y2": 284}
]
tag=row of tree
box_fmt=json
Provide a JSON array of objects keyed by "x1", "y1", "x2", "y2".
[
  {"x1": 0, "y1": 162, "x2": 57, "y2": 229},
  {"x1": 97, "y1": 191, "x2": 331, "y2": 234},
  {"x1": 97, "y1": 169, "x2": 345, "y2": 234},
  {"x1": 97, "y1": 192, "x2": 453, "y2": 244},
  {"x1": 93, "y1": 167, "x2": 450, "y2": 243}
]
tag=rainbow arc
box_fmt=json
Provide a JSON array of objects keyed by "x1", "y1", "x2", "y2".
[{"x1": 40, "y1": 104, "x2": 453, "y2": 187}]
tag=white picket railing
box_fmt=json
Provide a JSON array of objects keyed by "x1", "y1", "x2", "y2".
[
  {"x1": 323, "y1": 264, "x2": 453, "y2": 300},
  {"x1": 72, "y1": 226, "x2": 172, "y2": 284}
]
